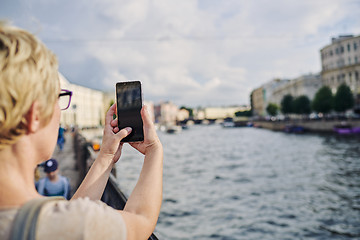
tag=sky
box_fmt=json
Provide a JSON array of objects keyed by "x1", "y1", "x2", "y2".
[{"x1": 1, "y1": 0, "x2": 360, "y2": 107}]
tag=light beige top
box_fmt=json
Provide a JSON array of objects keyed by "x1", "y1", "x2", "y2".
[{"x1": 0, "y1": 197, "x2": 126, "y2": 240}]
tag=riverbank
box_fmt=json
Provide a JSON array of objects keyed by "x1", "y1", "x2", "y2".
[{"x1": 251, "y1": 119, "x2": 360, "y2": 133}]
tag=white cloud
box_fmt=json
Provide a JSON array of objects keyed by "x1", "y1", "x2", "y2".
[{"x1": 2, "y1": 0, "x2": 359, "y2": 107}]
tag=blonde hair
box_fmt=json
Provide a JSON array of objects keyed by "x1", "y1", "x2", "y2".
[{"x1": 0, "y1": 22, "x2": 60, "y2": 149}]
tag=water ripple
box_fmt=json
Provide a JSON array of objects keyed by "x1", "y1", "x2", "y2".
[{"x1": 117, "y1": 125, "x2": 360, "y2": 239}]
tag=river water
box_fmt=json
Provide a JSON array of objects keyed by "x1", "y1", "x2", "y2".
[{"x1": 116, "y1": 125, "x2": 360, "y2": 240}]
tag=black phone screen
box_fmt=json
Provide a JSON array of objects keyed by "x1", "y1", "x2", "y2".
[{"x1": 116, "y1": 81, "x2": 144, "y2": 142}]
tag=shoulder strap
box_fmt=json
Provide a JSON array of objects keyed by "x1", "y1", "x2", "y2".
[{"x1": 10, "y1": 197, "x2": 64, "y2": 240}]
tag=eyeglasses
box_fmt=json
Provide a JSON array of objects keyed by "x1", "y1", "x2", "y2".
[{"x1": 58, "y1": 89, "x2": 73, "y2": 110}]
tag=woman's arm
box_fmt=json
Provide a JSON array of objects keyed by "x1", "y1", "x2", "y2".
[
  {"x1": 72, "y1": 104, "x2": 131, "y2": 200},
  {"x1": 72, "y1": 104, "x2": 164, "y2": 239},
  {"x1": 119, "y1": 106, "x2": 163, "y2": 240}
]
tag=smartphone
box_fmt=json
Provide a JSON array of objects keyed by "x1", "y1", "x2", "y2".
[{"x1": 116, "y1": 81, "x2": 144, "y2": 142}]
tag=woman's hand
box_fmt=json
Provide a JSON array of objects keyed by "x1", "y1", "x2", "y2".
[
  {"x1": 130, "y1": 105, "x2": 162, "y2": 155},
  {"x1": 99, "y1": 104, "x2": 132, "y2": 165}
]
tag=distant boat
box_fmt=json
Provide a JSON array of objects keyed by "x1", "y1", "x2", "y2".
[
  {"x1": 166, "y1": 125, "x2": 182, "y2": 134},
  {"x1": 221, "y1": 117, "x2": 235, "y2": 128},
  {"x1": 221, "y1": 121, "x2": 235, "y2": 128},
  {"x1": 353, "y1": 127, "x2": 360, "y2": 134},
  {"x1": 333, "y1": 124, "x2": 360, "y2": 134},
  {"x1": 181, "y1": 125, "x2": 189, "y2": 130},
  {"x1": 284, "y1": 125, "x2": 305, "y2": 133}
]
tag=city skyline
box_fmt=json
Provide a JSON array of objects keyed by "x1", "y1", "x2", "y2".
[{"x1": 1, "y1": 0, "x2": 360, "y2": 107}]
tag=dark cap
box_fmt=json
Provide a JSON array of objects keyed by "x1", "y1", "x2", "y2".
[{"x1": 44, "y1": 159, "x2": 58, "y2": 173}]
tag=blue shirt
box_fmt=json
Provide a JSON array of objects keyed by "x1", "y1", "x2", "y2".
[{"x1": 36, "y1": 176, "x2": 71, "y2": 200}]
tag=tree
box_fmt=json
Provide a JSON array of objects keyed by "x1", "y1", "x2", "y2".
[
  {"x1": 235, "y1": 110, "x2": 252, "y2": 117},
  {"x1": 311, "y1": 86, "x2": 333, "y2": 114},
  {"x1": 293, "y1": 95, "x2": 311, "y2": 114},
  {"x1": 180, "y1": 106, "x2": 194, "y2": 117},
  {"x1": 281, "y1": 94, "x2": 294, "y2": 114},
  {"x1": 266, "y1": 103, "x2": 278, "y2": 116},
  {"x1": 334, "y1": 84, "x2": 354, "y2": 113}
]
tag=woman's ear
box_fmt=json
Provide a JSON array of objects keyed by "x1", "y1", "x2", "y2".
[{"x1": 26, "y1": 101, "x2": 41, "y2": 133}]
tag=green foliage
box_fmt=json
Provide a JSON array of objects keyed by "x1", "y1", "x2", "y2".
[
  {"x1": 334, "y1": 84, "x2": 354, "y2": 112},
  {"x1": 311, "y1": 86, "x2": 333, "y2": 114},
  {"x1": 293, "y1": 95, "x2": 311, "y2": 114},
  {"x1": 266, "y1": 103, "x2": 278, "y2": 116},
  {"x1": 235, "y1": 110, "x2": 252, "y2": 117},
  {"x1": 281, "y1": 94, "x2": 293, "y2": 114}
]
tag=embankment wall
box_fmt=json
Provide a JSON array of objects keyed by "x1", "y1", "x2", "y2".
[{"x1": 253, "y1": 119, "x2": 360, "y2": 132}]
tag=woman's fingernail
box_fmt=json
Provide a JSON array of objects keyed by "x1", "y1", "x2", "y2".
[
  {"x1": 113, "y1": 127, "x2": 119, "y2": 133},
  {"x1": 126, "y1": 127, "x2": 132, "y2": 133}
]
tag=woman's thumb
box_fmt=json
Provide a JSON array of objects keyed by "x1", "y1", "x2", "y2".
[{"x1": 117, "y1": 127, "x2": 132, "y2": 139}]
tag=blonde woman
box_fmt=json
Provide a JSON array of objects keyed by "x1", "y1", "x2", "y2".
[{"x1": 0, "y1": 23, "x2": 163, "y2": 240}]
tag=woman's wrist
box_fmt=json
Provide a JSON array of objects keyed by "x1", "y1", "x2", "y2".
[
  {"x1": 96, "y1": 151, "x2": 116, "y2": 169},
  {"x1": 145, "y1": 141, "x2": 163, "y2": 155},
  {"x1": 145, "y1": 140, "x2": 163, "y2": 154}
]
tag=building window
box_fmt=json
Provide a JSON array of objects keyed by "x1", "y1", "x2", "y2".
[
  {"x1": 355, "y1": 56, "x2": 358, "y2": 63},
  {"x1": 355, "y1": 71, "x2": 359, "y2": 80},
  {"x1": 349, "y1": 57, "x2": 351, "y2": 64},
  {"x1": 336, "y1": 48, "x2": 339, "y2": 54},
  {"x1": 330, "y1": 50, "x2": 333, "y2": 56},
  {"x1": 337, "y1": 58, "x2": 345, "y2": 67},
  {"x1": 348, "y1": 43, "x2": 351, "y2": 52},
  {"x1": 340, "y1": 46, "x2": 344, "y2": 53},
  {"x1": 354, "y1": 42, "x2": 358, "y2": 50}
]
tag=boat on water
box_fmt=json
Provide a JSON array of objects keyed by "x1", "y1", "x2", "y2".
[
  {"x1": 181, "y1": 125, "x2": 189, "y2": 130},
  {"x1": 284, "y1": 125, "x2": 305, "y2": 133},
  {"x1": 166, "y1": 125, "x2": 182, "y2": 134},
  {"x1": 222, "y1": 121, "x2": 235, "y2": 128},
  {"x1": 333, "y1": 124, "x2": 360, "y2": 134}
]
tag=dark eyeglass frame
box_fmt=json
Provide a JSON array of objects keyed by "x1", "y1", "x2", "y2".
[{"x1": 58, "y1": 89, "x2": 73, "y2": 110}]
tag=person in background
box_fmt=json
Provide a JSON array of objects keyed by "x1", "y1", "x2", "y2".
[
  {"x1": 0, "y1": 22, "x2": 163, "y2": 240},
  {"x1": 36, "y1": 159, "x2": 71, "y2": 200},
  {"x1": 57, "y1": 125, "x2": 65, "y2": 151}
]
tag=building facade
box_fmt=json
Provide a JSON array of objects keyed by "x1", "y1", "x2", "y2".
[
  {"x1": 251, "y1": 87, "x2": 265, "y2": 116},
  {"x1": 203, "y1": 106, "x2": 250, "y2": 119},
  {"x1": 251, "y1": 34, "x2": 360, "y2": 116},
  {"x1": 154, "y1": 101, "x2": 179, "y2": 125},
  {"x1": 320, "y1": 35, "x2": 360, "y2": 94},
  {"x1": 272, "y1": 74, "x2": 322, "y2": 106},
  {"x1": 59, "y1": 73, "x2": 105, "y2": 129},
  {"x1": 258, "y1": 79, "x2": 290, "y2": 116},
  {"x1": 251, "y1": 75, "x2": 322, "y2": 117}
]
